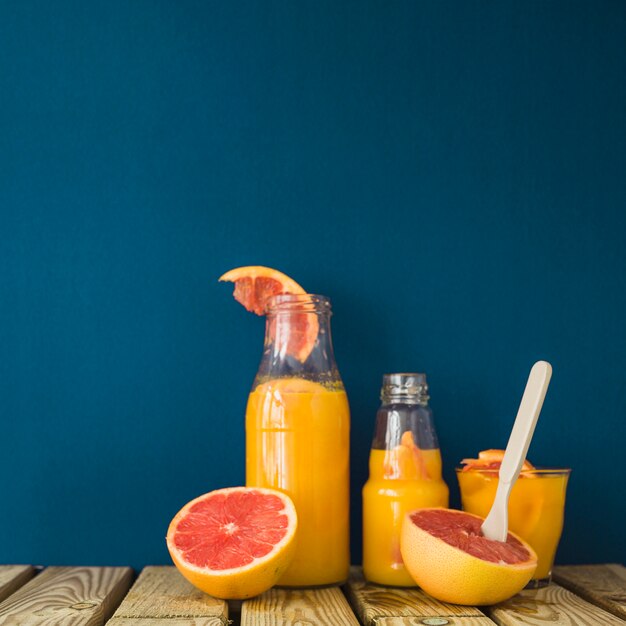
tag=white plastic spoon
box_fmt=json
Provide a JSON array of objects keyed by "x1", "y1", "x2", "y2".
[{"x1": 481, "y1": 361, "x2": 553, "y2": 542}]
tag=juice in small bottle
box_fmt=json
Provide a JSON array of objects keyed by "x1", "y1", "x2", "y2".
[
  {"x1": 362, "y1": 373, "x2": 449, "y2": 586},
  {"x1": 246, "y1": 294, "x2": 350, "y2": 587}
]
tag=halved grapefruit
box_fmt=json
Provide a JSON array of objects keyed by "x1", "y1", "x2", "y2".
[
  {"x1": 166, "y1": 487, "x2": 297, "y2": 599},
  {"x1": 219, "y1": 265, "x2": 318, "y2": 362},
  {"x1": 461, "y1": 449, "x2": 536, "y2": 473},
  {"x1": 401, "y1": 508, "x2": 537, "y2": 605}
]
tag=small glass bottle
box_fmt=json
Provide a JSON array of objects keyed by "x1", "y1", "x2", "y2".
[
  {"x1": 246, "y1": 294, "x2": 350, "y2": 587},
  {"x1": 362, "y1": 373, "x2": 449, "y2": 586}
]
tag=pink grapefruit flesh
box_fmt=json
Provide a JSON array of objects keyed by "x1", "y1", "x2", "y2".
[
  {"x1": 409, "y1": 509, "x2": 531, "y2": 564},
  {"x1": 173, "y1": 489, "x2": 291, "y2": 569}
]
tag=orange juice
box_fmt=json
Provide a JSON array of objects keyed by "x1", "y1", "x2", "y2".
[
  {"x1": 363, "y1": 434, "x2": 449, "y2": 586},
  {"x1": 457, "y1": 469, "x2": 570, "y2": 580},
  {"x1": 246, "y1": 377, "x2": 350, "y2": 586}
]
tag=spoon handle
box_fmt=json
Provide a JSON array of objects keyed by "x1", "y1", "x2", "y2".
[
  {"x1": 481, "y1": 361, "x2": 552, "y2": 541},
  {"x1": 500, "y1": 361, "x2": 552, "y2": 483}
]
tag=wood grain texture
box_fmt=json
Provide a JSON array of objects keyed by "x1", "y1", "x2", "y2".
[
  {"x1": 346, "y1": 568, "x2": 494, "y2": 625},
  {"x1": 106, "y1": 617, "x2": 223, "y2": 626},
  {"x1": 488, "y1": 582, "x2": 626, "y2": 626},
  {"x1": 364, "y1": 615, "x2": 495, "y2": 626},
  {"x1": 0, "y1": 566, "x2": 133, "y2": 625},
  {"x1": 0, "y1": 565, "x2": 36, "y2": 603},
  {"x1": 241, "y1": 586, "x2": 360, "y2": 625},
  {"x1": 106, "y1": 566, "x2": 227, "y2": 625},
  {"x1": 553, "y1": 563, "x2": 626, "y2": 620}
]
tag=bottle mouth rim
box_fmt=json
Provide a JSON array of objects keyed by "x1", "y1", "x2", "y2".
[
  {"x1": 266, "y1": 293, "x2": 331, "y2": 313},
  {"x1": 383, "y1": 372, "x2": 427, "y2": 384},
  {"x1": 381, "y1": 373, "x2": 428, "y2": 401}
]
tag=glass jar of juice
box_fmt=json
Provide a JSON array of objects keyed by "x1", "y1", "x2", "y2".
[
  {"x1": 245, "y1": 293, "x2": 350, "y2": 587},
  {"x1": 457, "y1": 466, "x2": 570, "y2": 583},
  {"x1": 362, "y1": 373, "x2": 449, "y2": 586}
]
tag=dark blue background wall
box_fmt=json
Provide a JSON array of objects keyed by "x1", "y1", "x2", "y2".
[{"x1": 1, "y1": 1, "x2": 625, "y2": 569}]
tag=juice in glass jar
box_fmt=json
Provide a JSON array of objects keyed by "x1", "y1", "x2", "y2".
[
  {"x1": 245, "y1": 293, "x2": 350, "y2": 587},
  {"x1": 457, "y1": 467, "x2": 570, "y2": 581},
  {"x1": 362, "y1": 374, "x2": 449, "y2": 586}
]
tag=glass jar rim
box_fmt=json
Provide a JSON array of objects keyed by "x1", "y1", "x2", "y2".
[
  {"x1": 266, "y1": 293, "x2": 331, "y2": 313},
  {"x1": 455, "y1": 467, "x2": 572, "y2": 475}
]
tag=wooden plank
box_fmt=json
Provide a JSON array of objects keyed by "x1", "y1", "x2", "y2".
[
  {"x1": 346, "y1": 568, "x2": 494, "y2": 625},
  {"x1": 365, "y1": 620, "x2": 495, "y2": 626},
  {"x1": 553, "y1": 564, "x2": 626, "y2": 620},
  {"x1": 241, "y1": 586, "x2": 359, "y2": 625},
  {"x1": 372, "y1": 621, "x2": 494, "y2": 626},
  {"x1": 107, "y1": 617, "x2": 222, "y2": 626},
  {"x1": 0, "y1": 566, "x2": 133, "y2": 625},
  {"x1": 488, "y1": 582, "x2": 626, "y2": 625},
  {"x1": 106, "y1": 566, "x2": 227, "y2": 626},
  {"x1": 0, "y1": 566, "x2": 36, "y2": 603}
]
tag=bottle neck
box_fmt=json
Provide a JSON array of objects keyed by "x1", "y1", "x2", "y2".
[
  {"x1": 380, "y1": 373, "x2": 429, "y2": 406},
  {"x1": 372, "y1": 373, "x2": 439, "y2": 451},
  {"x1": 254, "y1": 294, "x2": 343, "y2": 387}
]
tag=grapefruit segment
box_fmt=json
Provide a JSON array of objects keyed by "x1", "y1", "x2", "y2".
[
  {"x1": 166, "y1": 487, "x2": 297, "y2": 599},
  {"x1": 401, "y1": 508, "x2": 537, "y2": 605},
  {"x1": 461, "y1": 449, "x2": 536, "y2": 473},
  {"x1": 383, "y1": 431, "x2": 429, "y2": 480},
  {"x1": 219, "y1": 266, "x2": 318, "y2": 362},
  {"x1": 219, "y1": 266, "x2": 305, "y2": 315}
]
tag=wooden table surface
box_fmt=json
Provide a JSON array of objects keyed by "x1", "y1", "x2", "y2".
[{"x1": 0, "y1": 563, "x2": 624, "y2": 625}]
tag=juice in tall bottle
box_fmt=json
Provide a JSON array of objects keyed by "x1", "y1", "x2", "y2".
[
  {"x1": 246, "y1": 294, "x2": 350, "y2": 587},
  {"x1": 362, "y1": 373, "x2": 449, "y2": 586}
]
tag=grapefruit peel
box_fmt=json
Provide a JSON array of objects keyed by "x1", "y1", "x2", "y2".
[
  {"x1": 166, "y1": 486, "x2": 298, "y2": 599},
  {"x1": 401, "y1": 508, "x2": 537, "y2": 605}
]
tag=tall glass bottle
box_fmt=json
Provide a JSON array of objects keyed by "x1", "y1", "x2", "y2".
[
  {"x1": 362, "y1": 373, "x2": 449, "y2": 586},
  {"x1": 245, "y1": 294, "x2": 350, "y2": 587}
]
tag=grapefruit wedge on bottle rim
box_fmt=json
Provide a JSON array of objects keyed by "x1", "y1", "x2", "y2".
[
  {"x1": 219, "y1": 266, "x2": 306, "y2": 315},
  {"x1": 219, "y1": 265, "x2": 319, "y2": 362},
  {"x1": 166, "y1": 487, "x2": 297, "y2": 599},
  {"x1": 401, "y1": 508, "x2": 537, "y2": 605}
]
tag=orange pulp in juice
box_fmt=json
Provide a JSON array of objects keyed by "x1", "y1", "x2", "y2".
[
  {"x1": 457, "y1": 469, "x2": 569, "y2": 579},
  {"x1": 362, "y1": 432, "x2": 449, "y2": 586},
  {"x1": 246, "y1": 378, "x2": 350, "y2": 586}
]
